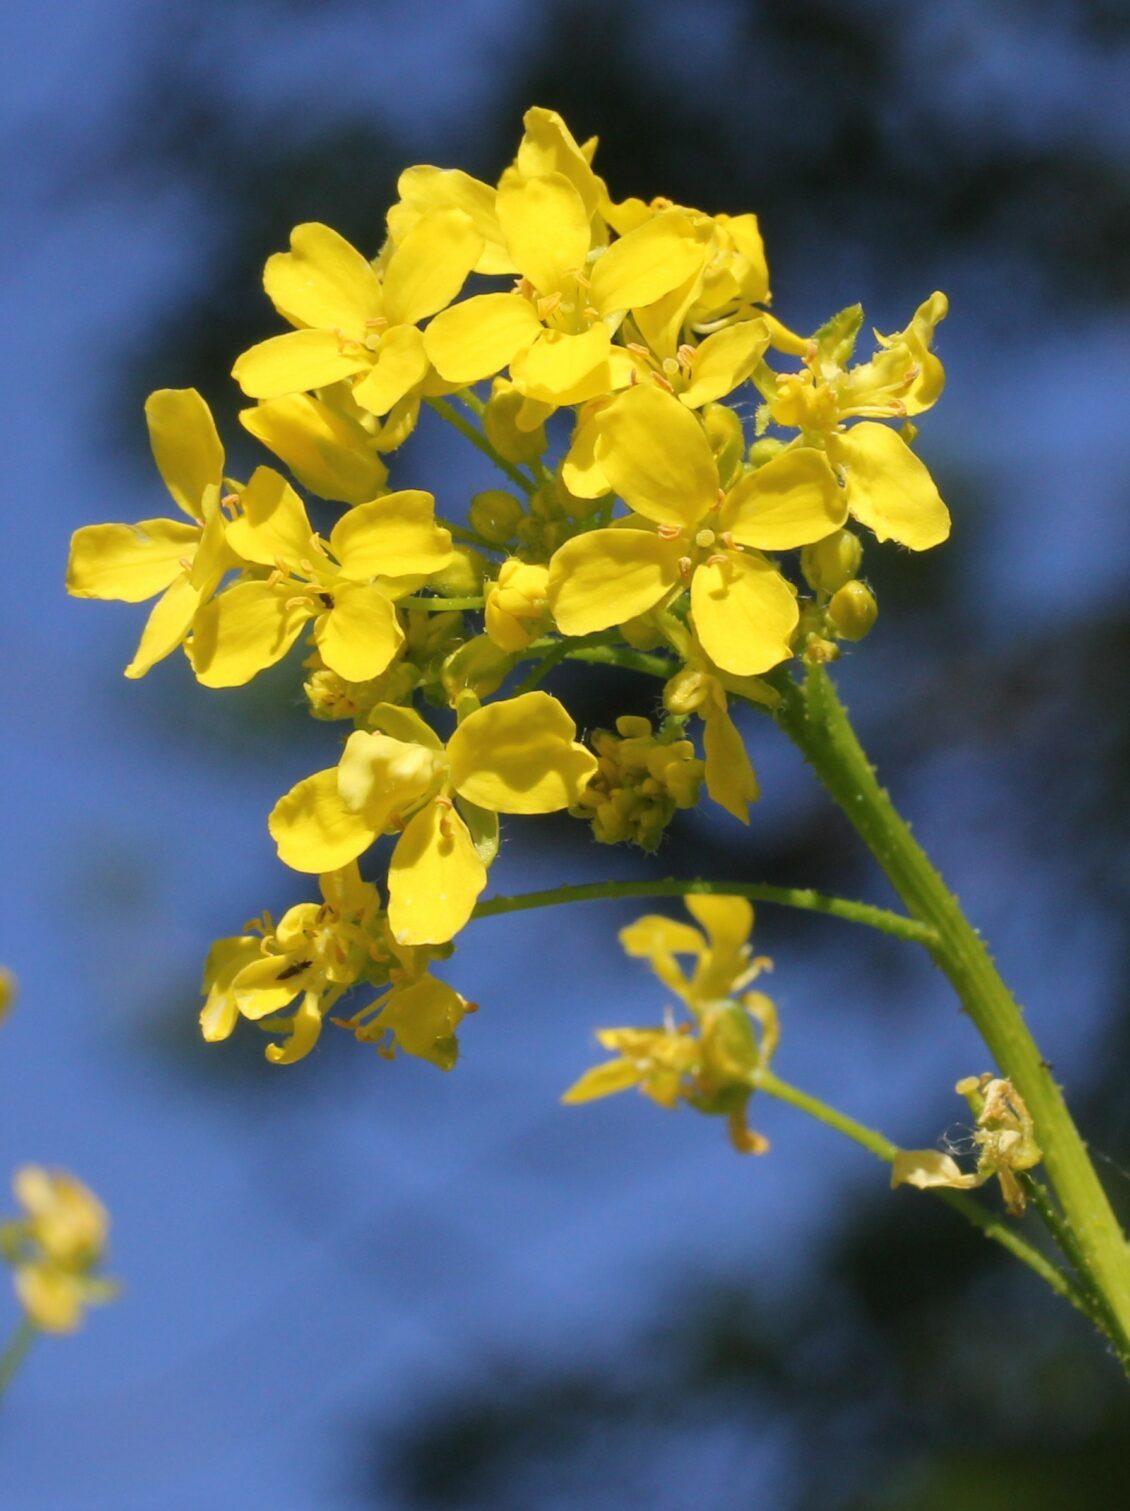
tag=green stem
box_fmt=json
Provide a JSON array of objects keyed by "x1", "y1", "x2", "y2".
[
  {"x1": 561, "y1": 644, "x2": 676, "y2": 679},
  {"x1": 473, "y1": 878, "x2": 939, "y2": 949},
  {"x1": 400, "y1": 594, "x2": 485, "y2": 612},
  {"x1": 426, "y1": 395, "x2": 535, "y2": 496},
  {"x1": 1022, "y1": 1175, "x2": 1124, "y2": 1350},
  {"x1": 511, "y1": 638, "x2": 575, "y2": 696},
  {"x1": 775, "y1": 663, "x2": 1130, "y2": 1361},
  {"x1": 750, "y1": 1069, "x2": 1099, "y2": 1327},
  {"x1": 0, "y1": 1316, "x2": 37, "y2": 1400}
]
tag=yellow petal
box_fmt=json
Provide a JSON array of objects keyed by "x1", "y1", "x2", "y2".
[
  {"x1": 560, "y1": 406, "x2": 612, "y2": 498},
  {"x1": 350, "y1": 325, "x2": 430, "y2": 416},
  {"x1": 703, "y1": 702, "x2": 758, "y2": 823},
  {"x1": 828, "y1": 424, "x2": 950, "y2": 550},
  {"x1": 679, "y1": 319, "x2": 771, "y2": 409},
  {"x1": 594, "y1": 384, "x2": 718, "y2": 528},
  {"x1": 382, "y1": 207, "x2": 483, "y2": 327},
  {"x1": 561, "y1": 1057, "x2": 644, "y2": 1103},
  {"x1": 685, "y1": 894, "x2": 753, "y2": 977},
  {"x1": 329, "y1": 489, "x2": 453, "y2": 579},
  {"x1": 723, "y1": 448, "x2": 846, "y2": 550},
  {"x1": 891, "y1": 1150, "x2": 980, "y2": 1192},
  {"x1": 717, "y1": 213, "x2": 770, "y2": 304},
  {"x1": 190, "y1": 580, "x2": 310, "y2": 688},
  {"x1": 200, "y1": 935, "x2": 261, "y2": 1043},
  {"x1": 423, "y1": 293, "x2": 542, "y2": 385},
  {"x1": 67, "y1": 519, "x2": 199, "y2": 603},
  {"x1": 516, "y1": 107, "x2": 601, "y2": 219},
  {"x1": 230, "y1": 954, "x2": 304, "y2": 1020},
  {"x1": 269, "y1": 768, "x2": 376, "y2": 873},
  {"x1": 124, "y1": 573, "x2": 200, "y2": 679},
  {"x1": 390, "y1": 165, "x2": 515, "y2": 276},
  {"x1": 633, "y1": 265, "x2": 703, "y2": 361},
  {"x1": 548, "y1": 527, "x2": 680, "y2": 635},
  {"x1": 265, "y1": 994, "x2": 325, "y2": 1065},
  {"x1": 233, "y1": 329, "x2": 368, "y2": 399},
  {"x1": 365, "y1": 702, "x2": 444, "y2": 749},
  {"x1": 145, "y1": 389, "x2": 224, "y2": 521},
  {"x1": 448, "y1": 691, "x2": 597, "y2": 814},
  {"x1": 225, "y1": 466, "x2": 313, "y2": 568},
  {"x1": 388, "y1": 802, "x2": 486, "y2": 945},
  {"x1": 315, "y1": 583, "x2": 404, "y2": 681},
  {"x1": 240, "y1": 394, "x2": 388, "y2": 506},
  {"x1": 690, "y1": 552, "x2": 797, "y2": 676},
  {"x1": 511, "y1": 325, "x2": 613, "y2": 407},
  {"x1": 590, "y1": 211, "x2": 706, "y2": 314},
  {"x1": 374, "y1": 975, "x2": 467, "y2": 1067},
  {"x1": 263, "y1": 222, "x2": 383, "y2": 333},
  {"x1": 337, "y1": 730, "x2": 445, "y2": 825},
  {"x1": 496, "y1": 169, "x2": 591, "y2": 293},
  {"x1": 620, "y1": 914, "x2": 707, "y2": 962}
]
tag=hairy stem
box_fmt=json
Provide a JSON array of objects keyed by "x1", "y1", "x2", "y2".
[
  {"x1": 774, "y1": 663, "x2": 1130, "y2": 1365},
  {"x1": 474, "y1": 878, "x2": 939, "y2": 948}
]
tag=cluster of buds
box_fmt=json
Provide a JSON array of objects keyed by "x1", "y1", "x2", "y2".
[
  {"x1": 799, "y1": 528, "x2": 878, "y2": 662},
  {"x1": 573, "y1": 716, "x2": 704, "y2": 850}
]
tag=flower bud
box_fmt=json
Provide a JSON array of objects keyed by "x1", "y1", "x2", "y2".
[
  {"x1": 701, "y1": 403, "x2": 745, "y2": 489},
  {"x1": 469, "y1": 489, "x2": 523, "y2": 546},
  {"x1": 483, "y1": 378, "x2": 547, "y2": 463},
  {"x1": 747, "y1": 437, "x2": 785, "y2": 470},
  {"x1": 441, "y1": 635, "x2": 515, "y2": 701},
  {"x1": 484, "y1": 560, "x2": 551, "y2": 652},
  {"x1": 801, "y1": 529, "x2": 863, "y2": 594},
  {"x1": 827, "y1": 580, "x2": 878, "y2": 641},
  {"x1": 431, "y1": 544, "x2": 487, "y2": 597}
]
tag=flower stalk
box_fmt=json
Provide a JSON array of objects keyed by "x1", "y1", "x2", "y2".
[{"x1": 773, "y1": 662, "x2": 1130, "y2": 1363}]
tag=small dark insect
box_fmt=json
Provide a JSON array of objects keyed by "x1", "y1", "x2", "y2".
[{"x1": 275, "y1": 959, "x2": 312, "y2": 982}]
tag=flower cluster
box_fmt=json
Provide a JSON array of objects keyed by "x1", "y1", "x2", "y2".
[
  {"x1": 67, "y1": 107, "x2": 950, "y2": 1070},
  {"x1": 0, "y1": 1170, "x2": 116, "y2": 1334},
  {"x1": 564, "y1": 896, "x2": 779, "y2": 1153}
]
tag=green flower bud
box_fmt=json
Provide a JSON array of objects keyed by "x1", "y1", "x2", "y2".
[
  {"x1": 827, "y1": 580, "x2": 878, "y2": 641},
  {"x1": 469, "y1": 489, "x2": 523, "y2": 546},
  {"x1": 701, "y1": 403, "x2": 745, "y2": 489},
  {"x1": 483, "y1": 378, "x2": 547, "y2": 463},
  {"x1": 431, "y1": 544, "x2": 487, "y2": 597},
  {"x1": 801, "y1": 529, "x2": 863, "y2": 593},
  {"x1": 747, "y1": 436, "x2": 785, "y2": 469}
]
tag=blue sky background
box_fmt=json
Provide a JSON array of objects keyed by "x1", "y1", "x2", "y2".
[{"x1": 4, "y1": 3, "x2": 1130, "y2": 1506}]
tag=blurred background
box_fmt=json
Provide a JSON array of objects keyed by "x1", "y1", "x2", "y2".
[{"x1": 4, "y1": 1, "x2": 1130, "y2": 1505}]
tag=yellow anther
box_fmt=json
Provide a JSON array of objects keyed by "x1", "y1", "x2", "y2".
[
  {"x1": 678, "y1": 555, "x2": 694, "y2": 581},
  {"x1": 536, "y1": 292, "x2": 563, "y2": 320}
]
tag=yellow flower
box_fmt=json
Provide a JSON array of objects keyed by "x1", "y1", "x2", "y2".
[
  {"x1": 66, "y1": 389, "x2": 241, "y2": 677},
  {"x1": 892, "y1": 1074, "x2": 1042, "y2": 1216},
  {"x1": 663, "y1": 649, "x2": 778, "y2": 825},
  {"x1": 232, "y1": 217, "x2": 483, "y2": 417},
  {"x1": 239, "y1": 389, "x2": 391, "y2": 506},
  {"x1": 188, "y1": 473, "x2": 453, "y2": 688},
  {"x1": 268, "y1": 694, "x2": 598, "y2": 944},
  {"x1": 549, "y1": 384, "x2": 846, "y2": 675},
  {"x1": 764, "y1": 295, "x2": 951, "y2": 550},
  {"x1": 563, "y1": 896, "x2": 778, "y2": 1153},
  {"x1": 201, "y1": 863, "x2": 383, "y2": 1063},
  {"x1": 0, "y1": 1168, "x2": 116, "y2": 1333},
  {"x1": 422, "y1": 108, "x2": 713, "y2": 419}
]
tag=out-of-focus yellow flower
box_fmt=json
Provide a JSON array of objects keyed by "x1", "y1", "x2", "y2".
[
  {"x1": 763, "y1": 295, "x2": 950, "y2": 551},
  {"x1": 0, "y1": 1169, "x2": 116, "y2": 1333},
  {"x1": 563, "y1": 897, "x2": 778, "y2": 1153},
  {"x1": 0, "y1": 967, "x2": 15, "y2": 1024},
  {"x1": 188, "y1": 472, "x2": 452, "y2": 688},
  {"x1": 232, "y1": 219, "x2": 482, "y2": 417},
  {"x1": 892, "y1": 1074, "x2": 1042, "y2": 1216},
  {"x1": 549, "y1": 384, "x2": 845, "y2": 675},
  {"x1": 268, "y1": 694, "x2": 597, "y2": 945},
  {"x1": 66, "y1": 389, "x2": 243, "y2": 677}
]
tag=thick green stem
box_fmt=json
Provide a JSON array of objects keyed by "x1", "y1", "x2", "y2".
[
  {"x1": 751, "y1": 1070, "x2": 1104, "y2": 1331},
  {"x1": 775, "y1": 664, "x2": 1130, "y2": 1360},
  {"x1": 473, "y1": 877, "x2": 938, "y2": 948}
]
